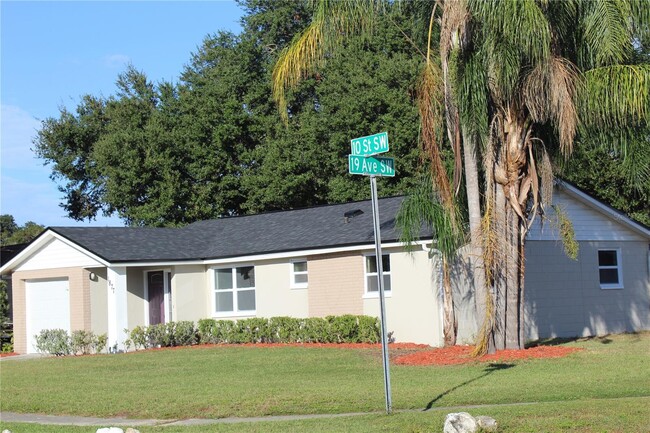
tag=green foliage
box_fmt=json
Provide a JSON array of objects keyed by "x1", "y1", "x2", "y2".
[
  {"x1": 33, "y1": 2, "x2": 421, "y2": 226},
  {"x1": 0, "y1": 280, "x2": 9, "y2": 326},
  {"x1": 35, "y1": 329, "x2": 107, "y2": 356},
  {"x1": 192, "y1": 315, "x2": 381, "y2": 346},
  {"x1": 34, "y1": 329, "x2": 71, "y2": 356},
  {"x1": 0, "y1": 215, "x2": 44, "y2": 246},
  {"x1": 559, "y1": 145, "x2": 650, "y2": 226},
  {"x1": 552, "y1": 205, "x2": 579, "y2": 260},
  {"x1": 127, "y1": 322, "x2": 198, "y2": 349},
  {"x1": 69, "y1": 330, "x2": 108, "y2": 355}
]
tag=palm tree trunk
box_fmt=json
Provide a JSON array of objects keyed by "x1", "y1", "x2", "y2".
[
  {"x1": 505, "y1": 205, "x2": 520, "y2": 349},
  {"x1": 462, "y1": 128, "x2": 487, "y2": 339},
  {"x1": 493, "y1": 184, "x2": 507, "y2": 351},
  {"x1": 442, "y1": 259, "x2": 457, "y2": 346}
]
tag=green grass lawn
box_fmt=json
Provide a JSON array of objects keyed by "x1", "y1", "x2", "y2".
[{"x1": 1, "y1": 333, "x2": 648, "y2": 431}]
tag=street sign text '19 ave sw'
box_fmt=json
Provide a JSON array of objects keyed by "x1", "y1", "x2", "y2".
[
  {"x1": 350, "y1": 131, "x2": 389, "y2": 157},
  {"x1": 348, "y1": 154, "x2": 395, "y2": 177}
]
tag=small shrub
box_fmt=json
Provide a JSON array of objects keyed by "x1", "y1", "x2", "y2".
[
  {"x1": 357, "y1": 315, "x2": 381, "y2": 343},
  {"x1": 302, "y1": 317, "x2": 331, "y2": 343},
  {"x1": 197, "y1": 319, "x2": 218, "y2": 344},
  {"x1": 129, "y1": 326, "x2": 149, "y2": 350},
  {"x1": 70, "y1": 330, "x2": 95, "y2": 355},
  {"x1": 172, "y1": 321, "x2": 197, "y2": 346},
  {"x1": 93, "y1": 333, "x2": 108, "y2": 353},
  {"x1": 269, "y1": 316, "x2": 301, "y2": 343},
  {"x1": 35, "y1": 329, "x2": 71, "y2": 356},
  {"x1": 327, "y1": 315, "x2": 360, "y2": 343},
  {"x1": 146, "y1": 323, "x2": 168, "y2": 347}
]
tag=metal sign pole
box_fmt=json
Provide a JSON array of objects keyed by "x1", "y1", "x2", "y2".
[{"x1": 370, "y1": 175, "x2": 392, "y2": 414}]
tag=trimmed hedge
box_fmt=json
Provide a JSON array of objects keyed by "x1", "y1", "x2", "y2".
[{"x1": 127, "y1": 315, "x2": 381, "y2": 350}]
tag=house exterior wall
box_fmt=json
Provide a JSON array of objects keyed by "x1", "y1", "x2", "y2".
[
  {"x1": 525, "y1": 240, "x2": 650, "y2": 340},
  {"x1": 255, "y1": 260, "x2": 309, "y2": 318},
  {"x1": 363, "y1": 248, "x2": 442, "y2": 347},
  {"x1": 527, "y1": 191, "x2": 646, "y2": 242},
  {"x1": 15, "y1": 238, "x2": 102, "y2": 271},
  {"x1": 88, "y1": 267, "x2": 108, "y2": 336},
  {"x1": 172, "y1": 265, "x2": 209, "y2": 322},
  {"x1": 11, "y1": 267, "x2": 90, "y2": 354},
  {"x1": 126, "y1": 268, "x2": 146, "y2": 329},
  {"x1": 308, "y1": 252, "x2": 364, "y2": 317}
]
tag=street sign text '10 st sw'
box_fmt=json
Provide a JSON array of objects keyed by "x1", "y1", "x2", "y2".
[
  {"x1": 348, "y1": 155, "x2": 395, "y2": 177},
  {"x1": 350, "y1": 131, "x2": 389, "y2": 157}
]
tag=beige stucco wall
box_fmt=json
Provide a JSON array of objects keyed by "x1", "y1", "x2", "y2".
[
  {"x1": 11, "y1": 267, "x2": 90, "y2": 354},
  {"x1": 172, "y1": 265, "x2": 209, "y2": 322},
  {"x1": 88, "y1": 267, "x2": 108, "y2": 336},
  {"x1": 308, "y1": 252, "x2": 364, "y2": 317},
  {"x1": 255, "y1": 260, "x2": 309, "y2": 318},
  {"x1": 363, "y1": 248, "x2": 442, "y2": 347},
  {"x1": 126, "y1": 268, "x2": 146, "y2": 329}
]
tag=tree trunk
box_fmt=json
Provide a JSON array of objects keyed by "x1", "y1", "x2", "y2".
[
  {"x1": 442, "y1": 260, "x2": 457, "y2": 346},
  {"x1": 518, "y1": 221, "x2": 527, "y2": 348},
  {"x1": 505, "y1": 205, "x2": 520, "y2": 349},
  {"x1": 462, "y1": 128, "x2": 487, "y2": 338},
  {"x1": 493, "y1": 184, "x2": 507, "y2": 351}
]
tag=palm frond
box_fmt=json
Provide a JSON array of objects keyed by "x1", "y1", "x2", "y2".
[
  {"x1": 579, "y1": 64, "x2": 650, "y2": 129},
  {"x1": 272, "y1": 0, "x2": 378, "y2": 123},
  {"x1": 418, "y1": 62, "x2": 456, "y2": 211},
  {"x1": 580, "y1": 0, "x2": 633, "y2": 67},
  {"x1": 396, "y1": 174, "x2": 465, "y2": 261},
  {"x1": 468, "y1": 0, "x2": 550, "y2": 64},
  {"x1": 523, "y1": 56, "x2": 582, "y2": 155}
]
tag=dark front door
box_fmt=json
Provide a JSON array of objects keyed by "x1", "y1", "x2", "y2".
[{"x1": 148, "y1": 271, "x2": 165, "y2": 325}]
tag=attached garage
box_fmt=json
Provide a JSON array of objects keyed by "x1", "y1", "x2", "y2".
[{"x1": 25, "y1": 278, "x2": 70, "y2": 353}]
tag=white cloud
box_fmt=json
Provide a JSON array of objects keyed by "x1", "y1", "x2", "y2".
[{"x1": 104, "y1": 54, "x2": 131, "y2": 69}]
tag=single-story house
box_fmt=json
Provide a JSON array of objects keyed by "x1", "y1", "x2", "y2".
[{"x1": 1, "y1": 181, "x2": 648, "y2": 353}]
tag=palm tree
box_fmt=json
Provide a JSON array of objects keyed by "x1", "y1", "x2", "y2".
[{"x1": 273, "y1": 0, "x2": 649, "y2": 352}]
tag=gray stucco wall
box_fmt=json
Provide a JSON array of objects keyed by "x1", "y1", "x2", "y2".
[{"x1": 524, "y1": 240, "x2": 650, "y2": 340}]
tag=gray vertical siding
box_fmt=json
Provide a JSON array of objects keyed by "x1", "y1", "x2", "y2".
[{"x1": 524, "y1": 240, "x2": 650, "y2": 340}]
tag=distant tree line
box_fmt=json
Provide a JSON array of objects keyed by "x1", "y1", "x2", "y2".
[{"x1": 34, "y1": 0, "x2": 648, "y2": 227}]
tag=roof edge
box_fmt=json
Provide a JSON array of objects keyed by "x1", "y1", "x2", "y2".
[{"x1": 557, "y1": 180, "x2": 650, "y2": 239}]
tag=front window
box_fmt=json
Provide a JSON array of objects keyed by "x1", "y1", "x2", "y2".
[
  {"x1": 291, "y1": 260, "x2": 308, "y2": 289},
  {"x1": 598, "y1": 250, "x2": 623, "y2": 289},
  {"x1": 365, "y1": 254, "x2": 391, "y2": 294},
  {"x1": 214, "y1": 266, "x2": 256, "y2": 314}
]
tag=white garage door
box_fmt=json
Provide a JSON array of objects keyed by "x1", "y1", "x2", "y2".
[{"x1": 25, "y1": 278, "x2": 70, "y2": 354}]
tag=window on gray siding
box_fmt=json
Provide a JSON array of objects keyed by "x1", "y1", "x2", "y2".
[
  {"x1": 598, "y1": 250, "x2": 623, "y2": 289},
  {"x1": 215, "y1": 266, "x2": 256, "y2": 313}
]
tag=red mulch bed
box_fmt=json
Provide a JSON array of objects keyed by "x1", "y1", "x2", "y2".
[
  {"x1": 0, "y1": 352, "x2": 18, "y2": 358},
  {"x1": 394, "y1": 345, "x2": 582, "y2": 366}
]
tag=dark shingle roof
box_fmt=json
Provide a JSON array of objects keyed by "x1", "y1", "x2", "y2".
[{"x1": 51, "y1": 196, "x2": 429, "y2": 263}]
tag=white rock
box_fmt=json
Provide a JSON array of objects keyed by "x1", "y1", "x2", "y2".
[
  {"x1": 96, "y1": 428, "x2": 124, "y2": 433},
  {"x1": 476, "y1": 415, "x2": 498, "y2": 432},
  {"x1": 2, "y1": 429, "x2": 12, "y2": 433},
  {"x1": 125, "y1": 429, "x2": 141, "y2": 433},
  {"x1": 443, "y1": 412, "x2": 478, "y2": 433}
]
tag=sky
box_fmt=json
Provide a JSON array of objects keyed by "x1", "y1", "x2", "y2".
[{"x1": 1, "y1": 1, "x2": 244, "y2": 227}]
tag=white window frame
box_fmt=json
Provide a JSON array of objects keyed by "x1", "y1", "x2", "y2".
[
  {"x1": 211, "y1": 264, "x2": 256, "y2": 317},
  {"x1": 290, "y1": 259, "x2": 308, "y2": 289},
  {"x1": 363, "y1": 253, "x2": 392, "y2": 298},
  {"x1": 598, "y1": 249, "x2": 623, "y2": 290}
]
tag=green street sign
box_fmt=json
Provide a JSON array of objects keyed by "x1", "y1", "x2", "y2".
[
  {"x1": 351, "y1": 132, "x2": 389, "y2": 157},
  {"x1": 348, "y1": 155, "x2": 395, "y2": 177}
]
